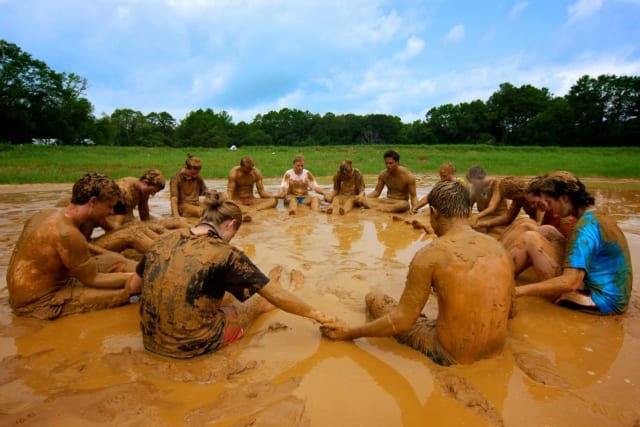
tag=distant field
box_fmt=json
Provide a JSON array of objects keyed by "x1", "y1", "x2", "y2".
[{"x1": 1, "y1": 144, "x2": 639, "y2": 184}]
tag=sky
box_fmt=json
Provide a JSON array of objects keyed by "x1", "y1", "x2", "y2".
[{"x1": 2, "y1": 0, "x2": 640, "y2": 124}]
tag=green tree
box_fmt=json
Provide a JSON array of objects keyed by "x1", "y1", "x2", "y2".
[{"x1": 175, "y1": 108, "x2": 234, "y2": 147}]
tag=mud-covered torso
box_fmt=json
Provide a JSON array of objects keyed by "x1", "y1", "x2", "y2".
[
  {"x1": 138, "y1": 229, "x2": 269, "y2": 358},
  {"x1": 170, "y1": 172, "x2": 207, "y2": 205},
  {"x1": 335, "y1": 168, "x2": 364, "y2": 197}
]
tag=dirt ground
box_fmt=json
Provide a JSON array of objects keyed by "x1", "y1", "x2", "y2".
[{"x1": 0, "y1": 176, "x2": 639, "y2": 427}]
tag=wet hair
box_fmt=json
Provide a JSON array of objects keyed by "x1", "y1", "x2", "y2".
[
  {"x1": 200, "y1": 190, "x2": 243, "y2": 229},
  {"x1": 383, "y1": 149, "x2": 400, "y2": 162},
  {"x1": 293, "y1": 155, "x2": 305, "y2": 164},
  {"x1": 339, "y1": 159, "x2": 354, "y2": 175},
  {"x1": 466, "y1": 165, "x2": 486, "y2": 181},
  {"x1": 499, "y1": 176, "x2": 527, "y2": 200},
  {"x1": 185, "y1": 153, "x2": 203, "y2": 170},
  {"x1": 140, "y1": 168, "x2": 166, "y2": 190},
  {"x1": 240, "y1": 156, "x2": 254, "y2": 168},
  {"x1": 427, "y1": 180, "x2": 470, "y2": 218},
  {"x1": 539, "y1": 171, "x2": 595, "y2": 208},
  {"x1": 526, "y1": 176, "x2": 545, "y2": 196},
  {"x1": 71, "y1": 172, "x2": 121, "y2": 205},
  {"x1": 439, "y1": 162, "x2": 456, "y2": 176}
]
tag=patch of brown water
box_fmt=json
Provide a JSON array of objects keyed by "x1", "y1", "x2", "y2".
[{"x1": 0, "y1": 178, "x2": 639, "y2": 427}]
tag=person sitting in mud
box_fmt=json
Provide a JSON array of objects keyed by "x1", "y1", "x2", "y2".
[
  {"x1": 6, "y1": 172, "x2": 141, "y2": 320},
  {"x1": 413, "y1": 161, "x2": 467, "y2": 212},
  {"x1": 321, "y1": 180, "x2": 515, "y2": 366},
  {"x1": 226, "y1": 156, "x2": 278, "y2": 222},
  {"x1": 466, "y1": 165, "x2": 508, "y2": 227},
  {"x1": 362, "y1": 149, "x2": 418, "y2": 213},
  {"x1": 277, "y1": 155, "x2": 326, "y2": 215},
  {"x1": 514, "y1": 171, "x2": 632, "y2": 315},
  {"x1": 325, "y1": 159, "x2": 365, "y2": 215},
  {"x1": 496, "y1": 175, "x2": 576, "y2": 253},
  {"x1": 136, "y1": 191, "x2": 335, "y2": 359},
  {"x1": 170, "y1": 153, "x2": 209, "y2": 219}
]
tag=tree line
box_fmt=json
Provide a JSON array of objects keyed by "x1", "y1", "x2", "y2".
[{"x1": 1, "y1": 40, "x2": 639, "y2": 147}]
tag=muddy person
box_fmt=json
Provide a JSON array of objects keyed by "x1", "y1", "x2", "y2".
[
  {"x1": 321, "y1": 181, "x2": 515, "y2": 366},
  {"x1": 137, "y1": 192, "x2": 335, "y2": 358},
  {"x1": 170, "y1": 153, "x2": 209, "y2": 219},
  {"x1": 6, "y1": 172, "x2": 141, "y2": 320},
  {"x1": 277, "y1": 155, "x2": 326, "y2": 215},
  {"x1": 466, "y1": 165, "x2": 508, "y2": 227},
  {"x1": 362, "y1": 149, "x2": 418, "y2": 213},
  {"x1": 413, "y1": 161, "x2": 467, "y2": 212},
  {"x1": 325, "y1": 159, "x2": 365, "y2": 215},
  {"x1": 513, "y1": 171, "x2": 632, "y2": 315},
  {"x1": 226, "y1": 156, "x2": 278, "y2": 222}
]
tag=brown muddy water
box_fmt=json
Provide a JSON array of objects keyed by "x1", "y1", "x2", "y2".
[{"x1": 0, "y1": 177, "x2": 639, "y2": 427}]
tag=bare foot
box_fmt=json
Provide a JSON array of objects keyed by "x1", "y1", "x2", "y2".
[
  {"x1": 243, "y1": 214, "x2": 252, "y2": 223},
  {"x1": 289, "y1": 269, "x2": 305, "y2": 291},
  {"x1": 288, "y1": 209, "x2": 296, "y2": 215},
  {"x1": 365, "y1": 291, "x2": 398, "y2": 319},
  {"x1": 268, "y1": 265, "x2": 284, "y2": 282},
  {"x1": 326, "y1": 207, "x2": 333, "y2": 214},
  {"x1": 339, "y1": 208, "x2": 345, "y2": 215},
  {"x1": 391, "y1": 215, "x2": 403, "y2": 222}
]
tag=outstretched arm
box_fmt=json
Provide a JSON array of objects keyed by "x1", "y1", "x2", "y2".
[
  {"x1": 367, "y1": 174, "x2": 385, "y2": 198},
  {"x1": 516, "y1": 267, "x2": 585, "y2": 298},
  {"x1": 258, "y1": 281, "x2": 331, "y2": 323}
]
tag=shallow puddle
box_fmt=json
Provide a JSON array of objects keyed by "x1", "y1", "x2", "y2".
[{"x1": 0, "y1": 177, "x2": 639, "y2": 426}]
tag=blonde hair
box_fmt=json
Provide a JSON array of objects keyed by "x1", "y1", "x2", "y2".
[
  {"x1": 201, "y1": 191, "x2": 243, "y2": 229},
  {"x1": 140, "y1": 168, "x2": 166, "y2": 190}
]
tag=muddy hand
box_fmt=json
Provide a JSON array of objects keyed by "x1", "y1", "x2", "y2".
[{"x1": 320, "y1": 319, "x2": 353, "y2": 341}]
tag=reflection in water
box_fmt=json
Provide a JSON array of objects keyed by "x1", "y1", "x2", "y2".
[{"x1": 0, "y1": 179, "x2": 639, "y2": 426}]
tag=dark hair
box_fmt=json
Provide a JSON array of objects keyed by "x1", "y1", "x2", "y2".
[
  {"x1": 539, "y1": 171, "x2": 595, "y2": 208},
  {"x1": 201, "y1": 190, "x2": 243, "y2": 229},
  {"x1": 526, "y1": 176, "x2": 545, "y2": 196},
  {"x1": 466, "y1": 165, "x2": 486, "y2": 181},
  {"x1": 427, "y1": 180, "x2": 470, "y2": 218},
  {"x1": 383, "y1": 149, "x2": 400, "y2": 162},
  {"x1": 140, "y1": 168, "x2": 166, "y2": 190},
  {"x1": 71, "y1": 172, "x2": 121, "y2": 205}
]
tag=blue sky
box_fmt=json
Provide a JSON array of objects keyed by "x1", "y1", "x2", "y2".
[{"x1": 2, "y1": 0, "x2": 639, "y2": 123}]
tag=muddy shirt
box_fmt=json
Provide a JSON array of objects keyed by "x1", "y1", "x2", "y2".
[
  {"x1": 333, "y1": 168, "x2": 364, "y2": 196},
  {"x1": 137, "y1": 228, "x2": 269, "y2": 358},
  {"x1": 169, "y1": 171, "x2": 207, "y2": 205},
  {"x1": 565, "y1": 210, "x2": 632, "y2": 314},
  {"x1": 115, "y1": 177, "x2": 142, "y2": 220}
]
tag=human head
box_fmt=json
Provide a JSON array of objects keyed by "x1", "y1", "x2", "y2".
[
  {"x1": 200, "y1": 190, "x2": 243, "y2": 243},
  {"x1": 524, "y1": 176, "x2": 548, "y2": 210},
  {"x1": 438, "y1": 162, "x2": 456, "y2": 182},
  {"x1": 339, "y1": 159, "x2": 354, "y2": 177},
  {"x1": 71, "y1": 172, "x2": 121, "y2": 205},
  {"x1": 240, "y1": 156, "x2": 255, "y2": 172},
  {"x1": 428, "y1": 181, "x2": 470, "y2": 236},
  {"x1": 428, "y1": 180, "x2": 471, "y2": 219},
  {"x1": 466, "y1": 165, "x2": 486, "y2": 181},
  {"x1": 538, "y1": 171, "x2": 595, "y2": 215},
  {"x1": 184, "y1": 153, "x2": 203, "y2": 177},
  {"x1": 499, "y1": 176, "x2": 527, "y2": 201},
  {"x1": 140, "y1": 169, "x2": 166, "y2": 195},
  {"x1": 293, "y1": 155, "x2": 305, "y2": 174},
  {"x1": 383, "y1": 149, "x2": 400, "y2": 171}
]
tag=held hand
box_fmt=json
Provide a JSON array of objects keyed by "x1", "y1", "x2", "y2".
[
  {"x1": 125, "y1": 274, "x2": 142, "y2": 295},
  {"x1": 319, "y1": 319, "x2": 353, "y2": 341}
]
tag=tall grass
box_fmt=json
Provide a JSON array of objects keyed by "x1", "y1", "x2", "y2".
[{"x1": 1, "y1": 144, "x2": 639, "y2": 184}]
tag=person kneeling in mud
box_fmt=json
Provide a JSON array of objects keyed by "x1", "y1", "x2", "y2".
[
  {"x1": 321, "y1": 181, "x2": 515, "y2": 366},
  {"x1": 136, "y1": 192, "x2": 335, "y2": 358}
]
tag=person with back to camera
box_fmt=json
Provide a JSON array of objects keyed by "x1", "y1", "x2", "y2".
[
  {"x1": 136, "y1": 191, "x2": 336, "y2": 358},
  {"x1": 325, "y1": 159, "x2": 365, "y2": 215},
  {"x1": 361, "y1": 149, "x2": 418, "y2": 213},
  {"x1": 170, "y1": 153, "x2": 209, "y2": 219},
  {"x1": 277, "y1": 155, "x2": 326, "y2": 215},
  {"x1": 321, "y1": 180, "x2": 515, "y2": 366},
  {"x1": 513, "y1": 171, "x2": 632, "y2": 314}
]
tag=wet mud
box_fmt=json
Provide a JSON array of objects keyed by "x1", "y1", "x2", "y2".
[{"x1": 0, "y1": 177, "x2": 639, "y2": 426}]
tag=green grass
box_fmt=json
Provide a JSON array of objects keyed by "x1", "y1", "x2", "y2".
[{"x1": 1, "y1": 144, "x2": 639, "y2": 184}]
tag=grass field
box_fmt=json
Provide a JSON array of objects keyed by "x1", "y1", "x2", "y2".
[{"x1": 1, "y1": 144, "x2": 639, "y2": 184}]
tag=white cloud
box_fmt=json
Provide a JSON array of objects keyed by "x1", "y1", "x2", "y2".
[
  {"x1": 396, "y1": 35, "x2": 425, "y2": 61},
  {"x1": 567, "y1": 0, "x2": 604, "y2": 24},
  {"x1": 444, "y1": 24, "x2": 465, "y2": 44},
  {"x1": 509, "y1": 2, "x2": 529, "y2": 18}
]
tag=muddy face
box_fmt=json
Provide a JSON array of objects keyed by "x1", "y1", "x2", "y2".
[{"x1": 0, "y1": 177, "x2": 639, "y2": 427}]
